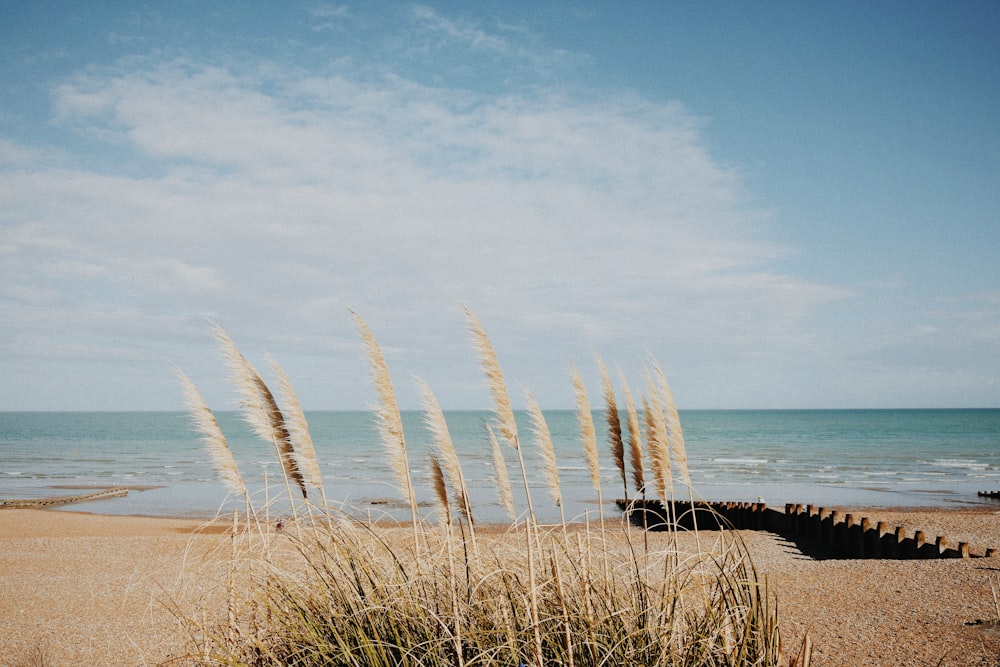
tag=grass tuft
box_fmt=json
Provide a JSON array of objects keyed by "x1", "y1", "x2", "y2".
[{"x1": 174, "y1": 310, "x2": 805, "y2": 667}]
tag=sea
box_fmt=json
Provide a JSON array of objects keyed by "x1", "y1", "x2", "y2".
[{"x1": 1, "y1": 409, "x2": 999, "y2": 523}]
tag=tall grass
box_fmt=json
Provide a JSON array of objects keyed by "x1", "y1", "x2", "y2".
[{"x1": 175, "y1": 310, "x2": 808, "y2": 667}]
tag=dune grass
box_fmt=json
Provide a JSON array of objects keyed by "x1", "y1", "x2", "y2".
[{"x1": 174, "y1": 309, "x2": 808, "y2": 667}]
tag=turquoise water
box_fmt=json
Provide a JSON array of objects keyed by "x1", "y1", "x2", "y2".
[{"x1": 1, "y1": 410, "x2": 998, "y2": 521}]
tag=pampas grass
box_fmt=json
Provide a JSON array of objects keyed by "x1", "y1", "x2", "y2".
[
  {"x1": 429, "y1": 455, "x2": 451, "y2": 528},
  {"x1": 175, "y1": 312, "x2": 800, "y2": 667},
  {"x1": 213, "y1": 325, "x2": 306, "y2": 501},
  {"x1": 175, "y1": 367, "x2": 249, "y2": 508},
  {"x1": 642, "y1": 383, "x2": 672, "y2": 504},
  {"x1": 525, "y1": 389, "x2": 563, "y2": 518},
  {"x1": 653, "y1": 360, "x2": 691, "y2": 493},
  {"x1": 271, "y1": 359, "x2": 327, "y2": 504},
  {"x1": 487, "y1": 424, "x2": 516, "y2": 521},
  {"x1": 420, "y1": 379, "x2": 474, "y2": 533},
  {"x1": 619, "y1": 372, "x2": 646, "y2": 499},
  {"x1": 463, "y1": 305, "x2": 519, "y2": 449},
  {"x1": 351, "y1": 311, "x2": 418, "y2": 531},
  {"x1": 598, "y1": 357, "x2": 626, "y2": 499},
  {"x1": 571, "y1": 364, "x2": 601, "y2": 493}
]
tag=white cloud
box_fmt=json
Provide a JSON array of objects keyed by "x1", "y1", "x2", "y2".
[
  {"x1": 410, "y1": 5, "x2": 512, "y2": 55},
  {"x1": 2, "y1": 51, "x2": 854, "y2": 409}
]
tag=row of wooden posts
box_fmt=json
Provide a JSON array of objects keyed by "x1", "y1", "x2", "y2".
[
  {"x1": 0, "y1": 486, "x2": 129, "y2": 509},
  {"x1": 781, "y1": 502, "x2": 994, "y2": 559},
  {"x1": 618, "y1": 498, "x2": 997, "y2": 560}
]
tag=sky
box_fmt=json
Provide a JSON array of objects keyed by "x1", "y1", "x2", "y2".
[{"x1": 1, "y1": 2, "x2": 998, "y2": 412}]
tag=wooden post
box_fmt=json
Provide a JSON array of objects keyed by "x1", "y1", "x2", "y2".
[
  {"x1": 877, "y1": 521, "x2": 894, "y2": 559},
  {"x1": 861, "y1": 517, "x2": 878, "y2": 558},
  {"x1": 846, "y1": 514, "x2": 863, "y2": 558},
  {"x1": 914, "y1": 530, "x2": 927, "y2": 559},
  {"x1": 930, "y1": 536, "x2": 947, "y2": 559},
  {"x1": 897, "y1": 526, "x2": 917, "y2": 559},
  {"x1": 820, "y1": 508, "x2": 833, "y2": 549},
  {"x1": 831, "y1": 511, "x2": 846, "y2": 557}
]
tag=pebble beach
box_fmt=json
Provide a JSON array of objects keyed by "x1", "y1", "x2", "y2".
[{"x1": 2, "y1": 506, "x2": 1000, "y2": 666}]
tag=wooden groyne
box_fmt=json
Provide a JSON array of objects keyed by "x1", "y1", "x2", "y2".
[
  {"x1": 617, "y1": 498, "x2": 997, "y2": 560},
  {"x1": 0, "y1": 486, "x2": 129, "y2": 509},
  {"x1": 977, "y1": 491, "x2": 1000, "y2": 499},
  {"x1": 782, "y1": 502, "x2": 995, "y2": 559}
]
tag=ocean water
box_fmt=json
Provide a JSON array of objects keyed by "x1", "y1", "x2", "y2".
[{"x1": 1, "y1": 409, "x2": 998, "y2": 522}]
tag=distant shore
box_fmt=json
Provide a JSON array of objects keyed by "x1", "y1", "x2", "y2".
[{"x1": 2, "y1": 505, "x2": 1000, "y2": 665}]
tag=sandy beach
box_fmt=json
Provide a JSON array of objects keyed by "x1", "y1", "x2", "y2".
[{"x1": 2, "y1": 506, "x2": 1000, "y2": 666}]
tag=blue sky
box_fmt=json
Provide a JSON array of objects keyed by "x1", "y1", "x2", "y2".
[{"x1": 1, "y1": 2, "x2": 998, "y2": 411}]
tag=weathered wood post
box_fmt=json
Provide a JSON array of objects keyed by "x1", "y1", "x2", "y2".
[
  {"x1": 820, "y1": 508, "x2": 833, "y2": 550},
  {"x1": 831, "y1": 511, "x2": 846, "y2": 557},
  {"x1": 877, "y1": 521, "x2": 893, "y2": 559},
  {"x1": 897, "y1": 526, "x2": 917, "y2": 559},
  {"x1": 846, "y1": 514, "x2": 864, "y2": 558},
  {"x1": 861, "y1": 517, "x2": 878, "y2": 558},
  {"x1": 913, "y1": 530, "x2": 927, "y2": 559},
  {"x1": 927, "y1": 535, "x2": 946, "y2": 559}
]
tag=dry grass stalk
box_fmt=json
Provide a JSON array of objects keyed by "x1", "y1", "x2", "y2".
[
  {"x1": 487, "y1": 424, "x2": 516, "y2": 520},
  {"x1": 270, "y1": 359, "x2": 326, "y2": 501},
  {"x1": 350, "y1": 311, "x2": 418, "y2": 530},
  {"x1": 420, "y1": 380, "x2": 475, "y2": 531},
  {"x1": 598, "y1": 357, "x2": 626, "y2": 499},
  {"x1": 429, "y1": 455, "x2": 450, "y2": 529},
  {"x1": 175, "y1": 368, "x2": 249, "y2": 505},
  {"x1": 642, "y1": 386, "x2": 671, "y2": 503},
  {"x1": 464, "y1": 306, "x2": 539, "y2": 527},
  {"x1": 653, "y1": 360, "x2": 691, "y2": 491},
  {"x1": 619, "y1": 372, "x2": 645, "y2": 497},
  {"x1": 526, "y1": 389, "x2": 563, "y2": 518},
  {"x1": 213, "y1": 325, "x2": 306, "y2": 500},
  {"x1": 571, "y1": 364, "x2": 601, "y2": 493},
  {"x1": 463, "y1": 305, "x2": 519, "y2": 448}
]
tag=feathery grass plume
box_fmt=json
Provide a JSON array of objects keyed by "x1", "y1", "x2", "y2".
[
  {"x1": 462, "y1": 305, "x2": 519, "y2": 448},
  {"x1": 525, "y1": 389, "x2": 563, "y2": 514},
  {"x1": 429, "y1": 455, "x2": 451, "y2": 529},
  {"x1": 645, "y1": 373, "x2": 674, "y2": 499},
  {"x1": 175, "y1": 367, "x2": 249, "y2": 505},
  {"x1": 652, "y1": 360, "x2": 691, "y2": 491},
  {"x1": 270, "y1": 359, "x2": 326, "y2": 499},
  {"x1": 420, "y1": 379, "x2": 474, "y2": 528},
  {"x1": 619, "y1": 372, "x2": 645, "y2": 496},
  {"x1": 350, "y1": 311, "x2": 418, "y2": 529},
  {"x1": 464, "y1": 304, "x2": 538, "y2": 525},
  {"x1": 486, "y1": 423, "x2": 516, "y2": 520},
  {"x1": 213, "y1": 325, "x2": 307, "y2": 500},
  {"x1": 571, "y1": 364, "x2": 601, "y2": 493},
  {"x1": 641, "y1": 387, "x2": 671, "y2": 503},
  {"x1": 598, "y1": 357, "x2": 626, "y2": 498}
]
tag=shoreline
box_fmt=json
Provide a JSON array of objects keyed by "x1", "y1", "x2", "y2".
[
  {"x1": 3, "y1": 506, "x2": 1000, "y2": 665},
  {"x1": 5, "y1": 477, "x2": 1000, "y2": 521}
]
